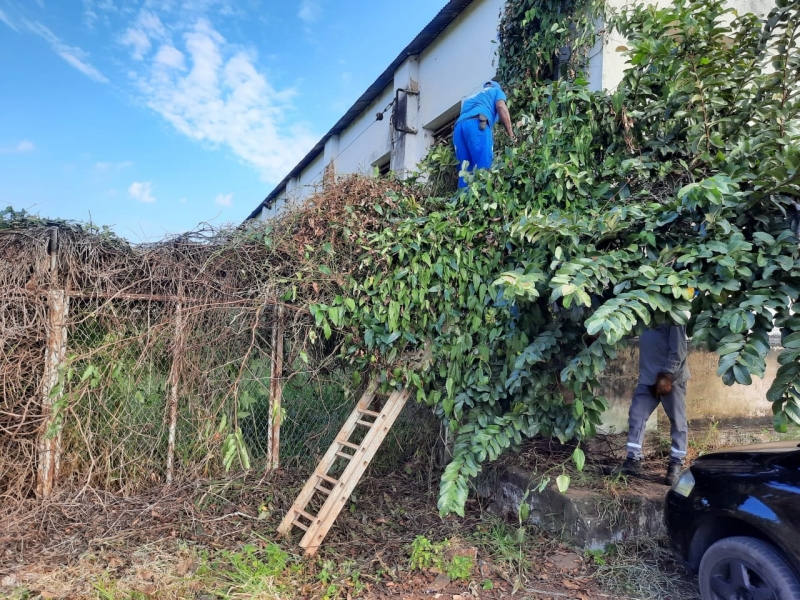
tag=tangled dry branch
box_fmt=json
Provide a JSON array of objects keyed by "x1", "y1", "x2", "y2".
[{"x1": 0, "y1": 175, "x2": 404, "y2": 505}]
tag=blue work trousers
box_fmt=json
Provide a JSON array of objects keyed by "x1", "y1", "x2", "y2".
[{"x1": 453, "y1": 118, "x2": 493, "y2": 188}]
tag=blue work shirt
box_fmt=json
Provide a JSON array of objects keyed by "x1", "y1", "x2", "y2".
[
  {"x1": 456, "y1": 82, "x2": 507, "y2": 128},
  {"x1": 638, "y1": 324, "x2": 690, "y2": 386}
]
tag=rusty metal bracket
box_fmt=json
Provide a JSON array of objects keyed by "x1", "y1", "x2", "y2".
[{"x1": 392, "y1": 87, "x2": 420, "y2": 134}]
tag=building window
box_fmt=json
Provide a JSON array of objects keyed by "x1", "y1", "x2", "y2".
[
  {"x1": 432, "y1": 117, "x2": 457, "y2": 146},
  {"x1": 373, "y1": 152, "x2": 391, "y2": 178}
]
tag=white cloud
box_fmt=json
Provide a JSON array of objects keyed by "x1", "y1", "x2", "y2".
[
  {"x1": 298, "y1": 0, "x2": 321, "y2": 23},
  {"x1": 121, "y1": 28, "x2": 151, "y2": 59},
  {"x1": 179, "y1": 196, "x2": 188, "y2": 203},
  {"x1": 0, "y1": 8, "x2": 19, "y2": 31},
  {"x1": 24, "y1": 20, "x2": 108, "y2": 82},
  {"x1": 0, "y1": 140, "x2": 35, "y2": 153},
  {"x1": 129, "y1": 18, "x2": 316, "y2": 182},
  {"x1": 129, "y1": 181, "x2": 156, "y2": 203},
  {"x1": 154, "y1": 45, "x2": 186, "y2": 70},
  {"x1": 120, "y1": 10, "x2": 165, "y2": 60},
  {"x1": 83, "y1": 0, "x2": 116, "y2": 27},
  {"x1": 214, "y1": 192, "x2": 232, "y2": 207},
  {"x1": 95, "y1": 160, "x2": 133, "y2": 170}
]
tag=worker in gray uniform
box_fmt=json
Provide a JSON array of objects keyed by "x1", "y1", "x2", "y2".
[{"x1": 608, "y1": 323, "x2": 690, "y2": 485}]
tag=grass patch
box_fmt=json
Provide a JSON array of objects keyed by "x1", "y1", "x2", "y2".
[{"x1": 210, "y1": 543, "x2": 295, "y2": 599}]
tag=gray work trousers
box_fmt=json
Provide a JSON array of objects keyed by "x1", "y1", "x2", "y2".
[{"x1": 626, "y1": 382, "x2": 688, "y2": 463}]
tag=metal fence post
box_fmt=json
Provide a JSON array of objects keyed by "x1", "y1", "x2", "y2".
[
  {"x1": 267, "y1": 304, "x2": 284, "y2": 471},
  {"x1": 37, "y1": 228, "x2": 68, "y2": 498}
]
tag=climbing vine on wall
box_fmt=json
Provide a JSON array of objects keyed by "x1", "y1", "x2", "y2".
[{"x1": 308, "y1": 0, "x2": 800, "y2": 516}]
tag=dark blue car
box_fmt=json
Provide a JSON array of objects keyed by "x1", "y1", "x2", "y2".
[{"x1": 664, "y1": 440, "x2": 800, "y2": 600}]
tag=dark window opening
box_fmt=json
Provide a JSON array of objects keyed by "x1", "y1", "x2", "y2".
[
  {"x1": 432, "y1": 117, "x2": 457, "y2": 146},
  {"x1": 373, "y1": 153, "x2": 391, "y2": 178}
]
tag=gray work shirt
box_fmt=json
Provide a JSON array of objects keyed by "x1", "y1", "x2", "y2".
[{"x1": 638, "y1": 324, "x2": 690, "y2": 386}]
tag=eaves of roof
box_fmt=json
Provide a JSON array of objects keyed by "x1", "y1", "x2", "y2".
[{"x1": 245, "y1": 0, "x2": 476, "y2": 221}]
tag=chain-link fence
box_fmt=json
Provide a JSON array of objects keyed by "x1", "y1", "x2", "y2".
[{"x1": 0, "y1": 222, "x2": 439, "y2": 505}]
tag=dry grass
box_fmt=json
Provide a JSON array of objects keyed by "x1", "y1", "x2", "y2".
[
  {"x1": 590, "y1": 537, "x2": 699, "y2": 600},
  {"x1": 0, "y1": 439, "x2": 708, "y2": 600}
]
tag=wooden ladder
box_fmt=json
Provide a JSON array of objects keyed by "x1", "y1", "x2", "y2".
[{"x1": 277, "y1": 383, "x2": 410, "y2": 556}]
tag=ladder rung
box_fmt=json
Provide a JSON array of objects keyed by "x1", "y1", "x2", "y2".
[
  {"x1": 295, "y1": 508, "x2": 318, "y2": 523},
  {"x1": 335, "y1": 451, "x2": 354, "y2": 460},
  {"x1": 292, "y1": 519, "x2": 309, "y2": 531},
  {"x1": 359, "y1": 409, "x2": 381, "y2": 418},
  {"x1": 314, "y1": 483, "x2": 332, "y2": 495},
  {"x1": 356, "y1": 419, "x2": 374, "y2": 427},
  {"x1": 318, "y1": 473, "x2": 339, "y2": 485},
  {"x1": 338, "y1": 440, "x2": 359, "y2": 450}
]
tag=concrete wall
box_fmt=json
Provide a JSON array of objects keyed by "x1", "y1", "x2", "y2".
[{"x1": 597, "y1": 340, "x2": 780, "y2": 434}]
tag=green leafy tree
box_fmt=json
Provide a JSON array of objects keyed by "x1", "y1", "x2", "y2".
[{"x1": 311, "y1": 0, "x2": 800, "y2": 515}]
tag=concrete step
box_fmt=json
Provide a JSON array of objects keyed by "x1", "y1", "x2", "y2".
[{"x1": 478, "y1": 466, "x2": 667, "y2": 550}]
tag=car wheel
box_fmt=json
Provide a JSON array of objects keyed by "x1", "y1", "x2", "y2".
[{"x1": 699, "y1": 536, "x2": 800, "y2": 600}]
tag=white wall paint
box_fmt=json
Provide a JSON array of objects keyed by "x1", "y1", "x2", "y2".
[
  {"x1": 259, "y1": 0, "x2": 505, "y2": 216},
  {"x1": 336, "y1": 86, "x2": 394, "y2": 176},
  {"x1": 262, "y1": 0, "x2": 776, "y2": 203}
]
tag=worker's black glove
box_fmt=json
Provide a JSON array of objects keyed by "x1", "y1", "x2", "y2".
[{"x1": 650, "y1": 372, "x2": 673, "y2": 398}]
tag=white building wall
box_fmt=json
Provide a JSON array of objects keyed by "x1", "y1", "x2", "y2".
[
  {"x1": 336, "y1": 86, "x2": 394, "y2": 176},
  {"x1": 259, "y1": 0, "x2": 505, "y2": 215},
  {"x1": 261, "y1": 0, "x2": 776, "y2": 220},
  {"x1": 262, "y1": 152, "x2": 326, "y2": 219},
  {"x1": 296, "y1": 153, "x2": 325, "y2": 197}
]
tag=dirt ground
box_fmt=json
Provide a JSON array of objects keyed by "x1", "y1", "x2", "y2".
[{"x1": 0, "y1": 439, "x2": 698, "y2": 600}]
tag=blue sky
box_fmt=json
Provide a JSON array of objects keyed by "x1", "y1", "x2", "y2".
[{"x1": 0, "y1": 0, "x2": 444, "y2": 240}]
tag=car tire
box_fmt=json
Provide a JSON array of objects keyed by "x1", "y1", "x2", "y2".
[{"x1": 699, "y1": 535, "x2": 800, "y2": 600}]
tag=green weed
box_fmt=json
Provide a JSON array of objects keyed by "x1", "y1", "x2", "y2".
[
  {"x1": 446, "y1": 554, "x2": 474, "y2": 580},
  {"x1": 409, "y1": 535, "x2": 442, "y2": 571},
  {"x1": 585, "y1": 547, "x2": 609, "y2": 566},
  {"x1": 214, "y1": 543, "x2": 290, "y2": 598},
  {"x1": 409, "y1": 535, "x2": 474, "y2": 581},
  {"x1": 92, "y1": 576, "x2": 151, "y2": 600},
  {"x1": 471, "y1": 519, "x2": 520, "y2": 565}
]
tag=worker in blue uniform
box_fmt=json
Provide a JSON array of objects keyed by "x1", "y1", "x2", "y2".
[{"x1": 453, "y1": 81, "x2": 515, "y2": 188}]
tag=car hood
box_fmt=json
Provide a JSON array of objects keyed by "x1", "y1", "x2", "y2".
[{"x1": 694, "y1": 440, "x2": 800, "y2": 466}]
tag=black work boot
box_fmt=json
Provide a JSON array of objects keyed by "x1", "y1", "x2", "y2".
[
  {"x1": 604, "y1": 457, "x2": 642, "y2": 477},
  {"x1": 664, "y1": 460, "x2": 683, "y2": 486}
]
